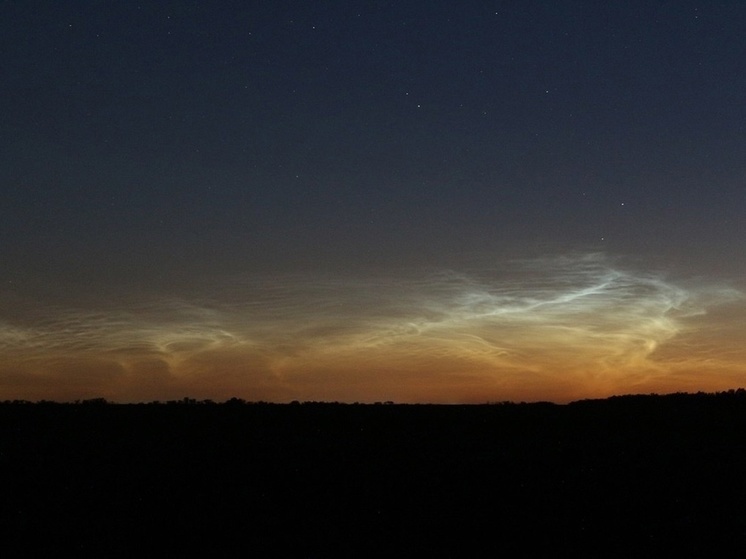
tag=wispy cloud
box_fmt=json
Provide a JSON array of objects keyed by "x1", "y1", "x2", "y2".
[{"x1": 0, "y1": 253, "x2": 742, "y2": 402}]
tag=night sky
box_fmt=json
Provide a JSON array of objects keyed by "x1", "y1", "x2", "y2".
[{"x1": 2, "y1": 1, "x2": 745, "y2": 403}]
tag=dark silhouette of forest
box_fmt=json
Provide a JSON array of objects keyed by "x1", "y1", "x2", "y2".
[{"x1": 2, "y1": 390, "x2": 746, "y2": 555}]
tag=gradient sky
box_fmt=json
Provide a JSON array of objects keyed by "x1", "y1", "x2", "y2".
[{"x1": 2, "y1": 1, "x2": 745, "y2": 402}]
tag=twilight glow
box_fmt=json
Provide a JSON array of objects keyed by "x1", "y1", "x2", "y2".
[
  {"x1": 1, "y1": 254, "x2": 743, "y2": 402},
  {"x1": 3, "y1": 2, "x2": 746, "y2": 402}
]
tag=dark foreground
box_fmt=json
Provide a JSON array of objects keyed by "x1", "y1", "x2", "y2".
[{"x1": 2, "y1": 392, "x2": 746, "y2": 556}]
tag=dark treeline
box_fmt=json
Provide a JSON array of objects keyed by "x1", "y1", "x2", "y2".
[
  {"x1": 2, "y1": 390, "x2": 746, "y2": 555},
  {"x1": 6, "y1": 387, "x2": 746, "y2": 406}
]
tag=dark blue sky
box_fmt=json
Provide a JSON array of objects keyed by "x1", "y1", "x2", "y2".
[{"x1": 1, "y1": 1, "x2": 745, "y2": 402}]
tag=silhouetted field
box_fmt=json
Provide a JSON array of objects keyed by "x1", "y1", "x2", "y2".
[{"x1": 2, "y1": 392, "x2": 746, "y2": 555}]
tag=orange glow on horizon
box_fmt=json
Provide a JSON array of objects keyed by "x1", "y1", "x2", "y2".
[{"x1": 1, "y1": 254, "x2": 744, "y2": 403}]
